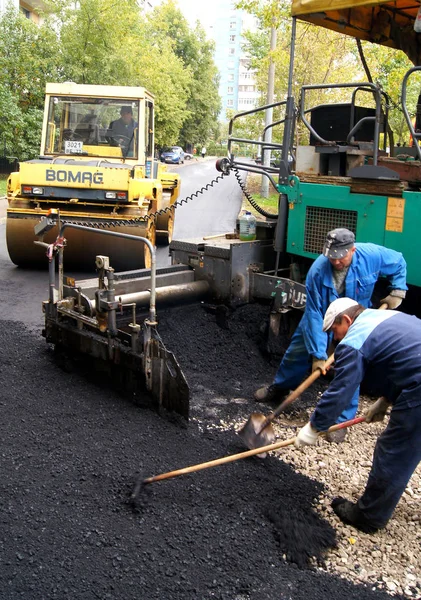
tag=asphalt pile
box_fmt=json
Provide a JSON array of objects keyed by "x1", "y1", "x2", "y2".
[
  {"x1": 0, "y1": 303, "x2": 412, "y2": 599},
  {"x1": 266, "y1": 505, "x2": 337, "y2": 569}
]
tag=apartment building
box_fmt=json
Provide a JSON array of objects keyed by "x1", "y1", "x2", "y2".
[
  {"x1": 211, "y1": 7, "x2": 260, "y2": 120},
  {"x1": 0, "y1": 0, "x2": 45, "y2": 22}
]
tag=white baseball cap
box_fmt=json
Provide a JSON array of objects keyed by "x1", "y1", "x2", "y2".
[{"x1": 323, "y1": 298, "x2": 359, "y2": 332}]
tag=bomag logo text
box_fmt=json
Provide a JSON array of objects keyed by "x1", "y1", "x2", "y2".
[{"x1": 46, "y1": 170, "x2": 104, "y2": 184}]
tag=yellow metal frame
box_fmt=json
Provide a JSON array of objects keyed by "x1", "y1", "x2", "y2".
[
  {"x1": 83, "y1": 145, "x2": 123, "y2": 158},
  {"x1": 291, "y1": 0, "x2": 418, "y2": 48}
]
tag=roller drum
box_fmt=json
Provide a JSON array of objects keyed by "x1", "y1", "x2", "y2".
[
  {"x1": 155, "y1": 192, "x2": 175, "y2": 246},
  {"x1": 7, "y1": 212, "x2": 156, "y2": 271}
]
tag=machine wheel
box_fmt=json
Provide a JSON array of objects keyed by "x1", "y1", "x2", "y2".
[
  {"x1": 155, "y1": 192, "x2": 175, "y2": 246},
  {"x1": 155, "y1": 207, "x2": 174, "y2": 246}
]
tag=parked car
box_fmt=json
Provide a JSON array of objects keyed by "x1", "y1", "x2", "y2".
[
  {"x1": 254, "y1": 150, "x2": 295, "y2": 169},
  {"x1": 160, "y1": 146, "x2": 185, "y2": 164},
  {"x1": 184, "y1": 152, "x2": 194, "y2": 160},
  {"x1": 254, "y1": 153, "x2": 281, "y2": 168}
]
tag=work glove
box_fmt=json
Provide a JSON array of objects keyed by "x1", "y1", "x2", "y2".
[
  {"x1": 294, "y1": 422, "x2": 319, "y2": 448},
  {"x1": 364, "y1": 396, "x2": 390, "y2": 423},
  {"x1": 380, "y1": 290, "x2": 406, "y2": 310},
  {"x1": 312, "y1": 358, "x2": 326, "y2": 375}
]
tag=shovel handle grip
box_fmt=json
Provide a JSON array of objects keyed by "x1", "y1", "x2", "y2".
[{"x1": 322, "y1": 415, "x2": 366, "y2": 432}]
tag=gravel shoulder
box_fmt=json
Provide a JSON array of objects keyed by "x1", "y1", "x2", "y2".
[{"x1": 1, "y1": 300, "x2": 418, "y2": 599}]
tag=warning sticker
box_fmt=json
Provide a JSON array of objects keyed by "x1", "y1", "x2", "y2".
[{"x1": 386, "y1": 198, "x2": 405, "y2": 232}]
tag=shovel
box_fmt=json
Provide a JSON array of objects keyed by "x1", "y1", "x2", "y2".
[
  {"x1": 130, "y1": 415, "x2": 366, "y2": 506},
  {"x1": 239, "y1": 303, "x2": 388, "y2": 452},
  {"x1": 238, "y1": 353, "x2": 336, "y2": 452}
]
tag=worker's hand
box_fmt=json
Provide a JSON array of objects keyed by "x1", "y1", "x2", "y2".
[
  {"x1": 364, "y1": 396, "x2": 390, "y2": 423},
  {"x1": 312, "y1": 358, "x2": 326, "y2": 375},
  {"x1": 294, "y1": 422, "x2": 319, "y2": 448},
  {"x1": 380, "y1": 290, "x2": 406, "y2": 310}
]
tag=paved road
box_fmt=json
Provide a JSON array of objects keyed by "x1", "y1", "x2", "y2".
[
  {"x1": 172, "y1": 157, "x2": 243, "y2": 240},
  {"x1": 0, "y1": 195, "x2": 6, "y2": 222}
]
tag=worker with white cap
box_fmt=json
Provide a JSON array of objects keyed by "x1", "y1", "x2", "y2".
[
  {"x1": 254, "y1": 228, "x2": 407, "y2": 442},
  {"x1": 295, "y1": 297, "x2": 421, "y2": 533}
]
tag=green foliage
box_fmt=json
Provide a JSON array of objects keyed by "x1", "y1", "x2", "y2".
[
  {"x1": 0, "y1": 0, "x2": 221, "y2": 158},
  {"x1": 0, "y1": 5, "x2": 61, "y2": 158},
  {"x1": 235, "y1": 0, "x2": 288, "y2": 29},
  {"x1": 0, "y1": 175, "x2": 7, "y2": 196},
  {"x1": 225, "y1": 108, "x2": 266, "y2": 150},
  {"x1": 0, "y1": 5, "x2": 61, "y2": 108},
  {"x1": 354, "y1": 42, "x2": 415, "y2": 145},
  {"x1": 147, "y1": 1, "x2": 221, "y2": 148},
  {"x1": 57, "y1": 0, "x2": 141, "y2": 85},
  {"x1": 53, "y1": 0, "x2": 220, "y2": 147},
  {"x1": 0, "y1": 86, "x2": 44, "y2": 161}
]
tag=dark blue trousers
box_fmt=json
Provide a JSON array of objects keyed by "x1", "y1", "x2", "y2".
[{"x1": 358, "y1": 403, "x2": 421, "y2": 527}]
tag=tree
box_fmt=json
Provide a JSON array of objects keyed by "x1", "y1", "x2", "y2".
[
  {"x1": 0, "y1": 5, "x2": 61, "y2": 159},
  {"x1": 146, "y1": 0, "x2": 221, "y2": 148},
  {"x1": 57, "y1": 0, "x2": 143, "y2": 85},
  {"x1": 46, "y1": 0, "x2": 193, "y2": 146},
  {"x1": 353, "y1": 41, "x2": 415, "y2": 146},
  {"x1": 178, "y1": 24, "x2": 221, "y2": 149},
  {"x1": 0, "y1": 0, "x2": 221, "y2": 157},
  {"x1": 235, "y1": 1, "x2": 378, "y2": 145}
]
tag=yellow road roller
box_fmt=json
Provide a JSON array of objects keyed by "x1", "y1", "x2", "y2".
[{"x1": 6, "y1": 82, "x2": 180, "y2": 270}]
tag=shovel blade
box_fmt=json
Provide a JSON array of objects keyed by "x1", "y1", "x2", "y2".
[{"x1": 238, "y1": 412, "x2": 276, "y2": 456}]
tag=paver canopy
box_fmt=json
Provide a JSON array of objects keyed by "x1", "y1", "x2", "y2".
[{"x1": 291, "y1": 0, "x2": 421, "y2": 64}]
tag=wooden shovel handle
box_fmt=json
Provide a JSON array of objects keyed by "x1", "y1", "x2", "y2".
[
  {"x1": 263, "y1": 352, "x2": 336, "y2": 426},
  {"x1": 143, "y1": 415, "x2": 366, "y2": 486}
]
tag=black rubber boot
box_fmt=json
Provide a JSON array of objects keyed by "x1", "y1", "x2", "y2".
[
  {"x1": 331, "y1": 497, "x2": 381, "y2": 534},
  {"x1": 254, "y1": 384, "x2": 287, "y2": 403}
]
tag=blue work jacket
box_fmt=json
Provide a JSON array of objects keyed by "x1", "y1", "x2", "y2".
[
  {"x1": 301, "y1": 243, "x2": 407, "y2": 360},
  {"x1": 311, "y1": 310, "x2": 421, "y2": 431}
]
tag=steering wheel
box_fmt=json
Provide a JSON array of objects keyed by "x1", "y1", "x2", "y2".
[
  {"x1": 70, "y1": 132, "x2": 84, "y2": 141},
  {"x1": 114, "y1": 134, "x2": 131, "y2": 147}
]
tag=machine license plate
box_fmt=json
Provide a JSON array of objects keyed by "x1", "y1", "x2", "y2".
[{"x1": 64, "y1": 141, "x2": 83, "y2": 154}]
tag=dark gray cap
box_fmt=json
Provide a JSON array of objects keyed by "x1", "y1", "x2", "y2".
[{"x1": 323, "y1": 228, "x2": 355, "y2": 259}]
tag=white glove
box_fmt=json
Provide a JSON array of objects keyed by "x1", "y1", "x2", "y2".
[
  {"x1": 364, "y1": 396, "x2": 390, "y2": 423},
  {"x1": 294, "y1": 422, "x2": 319, "y2": 448}
]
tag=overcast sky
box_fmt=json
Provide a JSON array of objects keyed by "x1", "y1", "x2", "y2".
[
  {"x1": 172, "y1": 0, "x2": 219, "y2": 26},
  {"x1": 151, "y1": 0, "x2": 226, "y2": 28}
]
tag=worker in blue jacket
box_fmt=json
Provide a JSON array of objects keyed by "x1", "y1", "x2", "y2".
[
  {"x1": 295, "y1": 297, "x2": 421, "y2": 533},
  {"x1": 254, "y1": 228, "x2": 407, "y2": 442}
]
